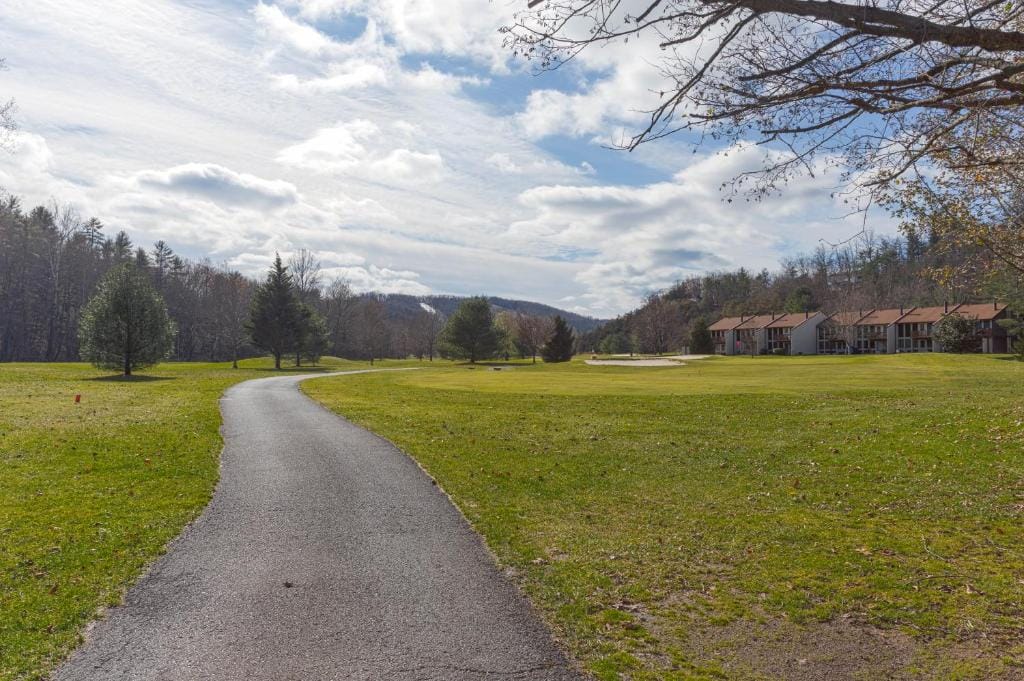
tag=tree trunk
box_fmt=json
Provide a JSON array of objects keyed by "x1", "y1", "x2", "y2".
[
  {"x1": 274, "y1": 353, "x2": 281, "y2": 370},
  {"x1": 124, "y1": 354, "x2": 131, "y2": 376}
]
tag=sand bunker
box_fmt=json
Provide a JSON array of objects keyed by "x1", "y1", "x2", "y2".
[{"x1": 584, "y1": 354, "x2": 711, "y2": 367}]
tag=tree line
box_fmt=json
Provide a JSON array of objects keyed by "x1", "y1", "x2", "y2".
[
  {"x1": 0, "y1": 192, "x2": 580, "y2": 370},
  {"x1": 585, "y1": 230, "x2": 1022, "y2": 355}
]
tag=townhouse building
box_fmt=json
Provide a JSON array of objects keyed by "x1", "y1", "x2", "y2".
[
  {"x1": 713, "y1": 302, "x2": 1013, "y2": 355},
  {"x1": 709, "y1": 316, "x2": 746, "y2": 355},
  {"x1": 765, "y1": 312, "x2": 828, "y2": 355}
]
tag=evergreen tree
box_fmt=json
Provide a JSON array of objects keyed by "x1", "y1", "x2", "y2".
[
  {"x1": 81, "y1": 218, "x2": 105, "y2": 250},
  {"x1": 78, "y1": 263, "x2": 175, "y2": 376},
  {"x1": 440, "y1": 296, "x2": 501, "y2": 363},
  {"x1": 111, "y1": 231, "x2": 133, "y2": 263},
  {"x1": 248, "y1": 254, "x2": 302, "y2": 369},
  {"x1": 689, "y1": 318, "x2": 714, "y2": 354},
  {"x1": 541, "y1": 315, "x2": 575, "y2": 362},
  {"x1": 300, "y1": 307, "x2": 330, "y2": 365},
  {"x1": 933, "y1": 314, "x2": 981, "y2": 353}
]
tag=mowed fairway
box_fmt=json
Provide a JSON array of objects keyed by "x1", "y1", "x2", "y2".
[
  {"x1": 305, "y1": 355, "x2": 1024, "y2": 680},
  {"x1": 0, "y1": 359, "x2": 368, "y2": 681}
]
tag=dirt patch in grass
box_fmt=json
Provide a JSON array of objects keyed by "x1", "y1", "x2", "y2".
[
  {"x1": 684, "y1": 615, "x2": 1024, "y2": 680},
  {"x1": 685, "y1": 616, "x2": 916, "y2": 680}
]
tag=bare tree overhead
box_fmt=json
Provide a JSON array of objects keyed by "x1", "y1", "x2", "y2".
[
  {"x1": 507, "y1": 0, "x2": 1024, "y2": 199},
  {"x1": 289, "y1": 248, "x2": 323, "y2": 305},
  {"x1": 0, "y1": 58, "x2": 16, "y2": 149}
]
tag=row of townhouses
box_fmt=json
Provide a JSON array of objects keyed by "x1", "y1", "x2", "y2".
[{"x1": 709, "y1": 303, "x2": 1011, "y2": 355}]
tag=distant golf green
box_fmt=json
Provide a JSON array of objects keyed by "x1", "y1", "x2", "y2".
[{"x1": 305, "y1": 355, "x2": 1024, "y2": 680}]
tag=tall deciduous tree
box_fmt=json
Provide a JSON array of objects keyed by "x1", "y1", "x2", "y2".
[
  {"x1": 508, "y1": 1, "x2": 1024, "y2": 202},
  {"x1": 248, "y1": 254, "x2": 302, "y2": 370},
  {"x1": 513, "y1": 312, "x2": 554, "y2": 363},
  {"x1": 411, "y1": 305, "x2": 445, "y2": 361},
  {"x1": 78, "y1": 263, "x2": 175, "y2": 376},
  {"x1": 440, "y1": 297, "x2": 502, "y2": 363},
  {"x1": 541, "y1": 315, "x2": 576, "y2": 362}
]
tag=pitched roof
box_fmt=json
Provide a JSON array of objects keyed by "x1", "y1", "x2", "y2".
[
  {"x1": 855, "y1": 308, "x2": 906, "y2": 325},
  {"x1": 736, "y1": 314, "x2": 777, "y2": 330},
  {"x1": 709, "y1": 316, "x2": 746, "y2": 332},
  {"x1": 951, "y1": 302, "x2": 1008, "y2": 321},
  {"x1": 898, "y1": 305, "x2": 956, "y2": 324},
  {"x1": 766, "y1": 312, "x2": 818, "y2": 329},
  {"x1": 822, "y1": 310, "x2": 868, "y2": 327}
]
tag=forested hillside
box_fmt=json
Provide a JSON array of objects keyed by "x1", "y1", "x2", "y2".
[
  {"x1": 0, "y1": 194, "x2": 597, "y2": 363},
  {"x1": 584, "y1": 231, "x2": 1023, "y2": 354},
  {"x1": 371, "y1": 294, "x2": 602, "y2": 333}
]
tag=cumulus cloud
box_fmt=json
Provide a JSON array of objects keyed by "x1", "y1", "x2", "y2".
[
  {"x1": 282, "y1": 0, "x2": 514, "y2": 73},
  {"x1": 129, "y1": 163, "x2": 300, "y2": 210},
  {"x1": 277, "y1": 119, "x2": 445, "y2": 183},
  {"x1": 486, "y1": 152, "x2": 595, "y2": 177},
  {"x1": 507, "y1": 143, "x2": 878, "y2": 313},
  {"x1": 324, "y1": 264, "x2": 432, "y2": 295}
]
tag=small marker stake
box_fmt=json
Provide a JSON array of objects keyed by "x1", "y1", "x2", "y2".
[{"x1": 74, "y1": 394, "x2": 81, "y2": 404}]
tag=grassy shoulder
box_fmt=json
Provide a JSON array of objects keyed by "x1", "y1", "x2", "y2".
[
  {"x1": 304, "y1": 354, "x2": 1024, "y2": 680},
  {"x1": 0, "y1": 357, "x2": 370, "y2": 681}
]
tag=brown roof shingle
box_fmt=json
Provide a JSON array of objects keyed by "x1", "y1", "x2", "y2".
[
  {"x1": 709, "y1": 316, "x2": 746, "y2": 332},
  {"x1": 951, "y1": 302, "x2": 1008, "y2": 321},
  {"x1": 856, "y1": 308, "x2": 906, "y2": 325},
  {"x1": 766, "y1": 312, "x2": 818, "y2": 329}
]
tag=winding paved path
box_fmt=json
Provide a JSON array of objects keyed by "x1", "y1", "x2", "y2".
[{"x1": 56, "y1": 371, "x2": 583, "y2": 680}]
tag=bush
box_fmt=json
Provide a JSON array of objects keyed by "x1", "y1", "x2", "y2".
[{"x1": 933, "y1": 314, "x2": 980, "y2": 353}]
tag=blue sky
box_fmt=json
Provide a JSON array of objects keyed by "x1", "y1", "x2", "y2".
[{"x1": 0, "y1": 0, "x2": 892, "y2": 317}]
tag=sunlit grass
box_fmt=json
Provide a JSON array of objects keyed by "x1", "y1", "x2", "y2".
[
  {"x1": 0, "y1": 357, "x2": 374, "y2": 681},
  {"x1": 305, "y1": 354, "x2": 1024, "y2": 679}
]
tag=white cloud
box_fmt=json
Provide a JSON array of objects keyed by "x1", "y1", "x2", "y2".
[
  {"x1": 486, "y1": 152, "x2": 595, "y2": 177},
  {"x1": 254, "y1": 2, "x2": 335, "y2": 55},
  {"x1": 128, "y1": 163, "x2": 300, "y2": 210},
  {"x1": 277, "y1": 119, "x2": 445, "y2": 183},
  {"x1": 0, "y1": 1, "x2": 899, "y2": 321},
  {"x1": 324, "y1": 264, "x2": 431, "y2": 295},
  {"x1": 507, "y1": 144, "x2": 886, "y2": 314},
  {"x1": 283, "y1": 0, "x2": 514, "y2": 73}
]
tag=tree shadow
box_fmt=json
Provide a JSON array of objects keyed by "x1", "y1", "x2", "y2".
[
  {"x1": 250, "y1": 365, "x2": 339, "y2": 373},
  {"x1": 89, "y1": 374, "x2": 177, "y2": 382}
]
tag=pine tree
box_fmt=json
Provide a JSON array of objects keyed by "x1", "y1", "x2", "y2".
[
  {"x1": 78, "y1": 263, "x2": 176, "y2": 376},
  {"x1": 300, "y1": 307, "x2": 330, "y2": 365},
  {"x1": 440, "y1": 296, "x2": 501, "y2": 363},
  {"x1": 248, "y1": 254, "x2": 302, "y2": 369},
  {"x1": 541, "y1": 315, "x2": 575, "y2": 362},
  {"x1": 689, "y1": 318, "x2": 714, "y2": 354}
]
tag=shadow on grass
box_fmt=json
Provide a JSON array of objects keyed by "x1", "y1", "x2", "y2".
[
  {"x1": 89, "y1": 374, "x2": 177, "y2": 382},
  {"x1": 250, "y1": 365, "x2": 344, "y2": 373}
]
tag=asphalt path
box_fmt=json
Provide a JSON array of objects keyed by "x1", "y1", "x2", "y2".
[{"x1": 55, "y1": 370, "x2": 583, "y2": 680}]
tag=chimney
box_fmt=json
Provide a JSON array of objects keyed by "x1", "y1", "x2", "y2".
[
  {"x1": 995, "y1": 300, "x2": 998, "y2": 310},
  {"x1": 805, "y1": 310, "x2": 809, "y2": 319},
  {"x1": 944, "y1": 300, "x2": 949, "y2": 314},
  {"x1": 900, "y1": 305, "x2": 904, "y2": 314}
]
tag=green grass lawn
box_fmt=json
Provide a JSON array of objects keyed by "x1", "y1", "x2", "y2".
[
  {"x1": 0, "y1": 357, "x2": 373, "y2": 681},
  {"x1": 304, "y1": 354, "x2": 1024, "y2": 680}
]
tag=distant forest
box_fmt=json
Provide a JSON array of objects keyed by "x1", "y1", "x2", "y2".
[
  {"x1": 0, "y1": 194, "x2": 599, "y2": 363},
  {"x1": 583, "y1": 229, "x2": 1023, "y2": 354}
]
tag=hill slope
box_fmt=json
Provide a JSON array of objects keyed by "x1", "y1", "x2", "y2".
[{"x1": 366, "y1": 294, "x2": 605, "y2": 333}]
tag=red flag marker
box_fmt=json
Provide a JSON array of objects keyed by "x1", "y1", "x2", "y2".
[{"x1": 74, "y1": 394, "x2": 81, "y2": 404}]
